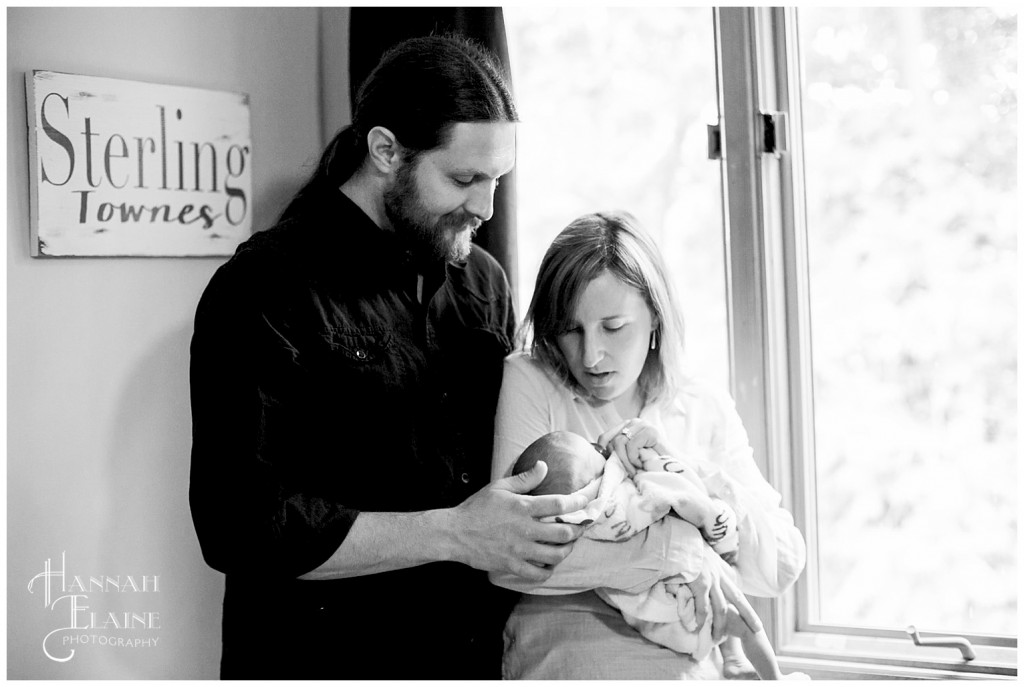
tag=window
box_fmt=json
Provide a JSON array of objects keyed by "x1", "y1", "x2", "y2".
[
  {"x1": 715, "y1": 7, "x2": 1017, "y2": 678},
  {"x1": 505, "y1": 6, "x2": 729, "y2": 392},
  {"x1": 507, "y1": 5, "x2": 1017, "y2": 680},
  {"x1": 801, "y1": 5, "x2": 1017, "y2": 639}
]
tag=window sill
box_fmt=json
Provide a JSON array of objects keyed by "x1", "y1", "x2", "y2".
[
  {"x1": 776, "y1": 629, "x2": 1017, "y2": 680},
  {"x1": 778, "y1": 656, "x2": 1016, "y2": 680}
]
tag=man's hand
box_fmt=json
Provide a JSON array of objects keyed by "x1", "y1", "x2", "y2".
[{"x1": 447, "y1": 461, "x2": 589, "y2": 582}]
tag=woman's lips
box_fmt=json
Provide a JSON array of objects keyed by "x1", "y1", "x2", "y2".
[{"x1": 585, "y1": 370, "x2": 614, "y2": 387}]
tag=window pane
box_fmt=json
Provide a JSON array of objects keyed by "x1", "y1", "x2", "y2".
[
  {"x1": 505, "y1": 7, "x2": 729, "y2": 391},
  {"x1": 799, "y1": 7, "x2": 1017, "y2": 636}
]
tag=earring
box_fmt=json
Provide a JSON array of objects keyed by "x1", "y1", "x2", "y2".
[{"x1": 650, "y1": 329, "x2": 658, "y2": 350}]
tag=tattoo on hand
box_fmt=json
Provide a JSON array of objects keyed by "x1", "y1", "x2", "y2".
[{"x1": 704, "y1": 509, "x2": 730, "y2": 542}]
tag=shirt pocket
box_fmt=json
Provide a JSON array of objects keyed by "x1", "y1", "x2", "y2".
[
  {"x1": 323, "y1": 327, "x2": 409, "y2": 386},
  {"x1": 329, "y1": 328, "x2": 394, "y2": 366},
  {"x1": 254, "y1": 324, "x2": 409, "y2": 416},
  {"x1": 317, "y1": 326, "x2": 424, "y2": 421},
  {"x1": 255, "y1": 326, "x2": 414, "y2": 481}
]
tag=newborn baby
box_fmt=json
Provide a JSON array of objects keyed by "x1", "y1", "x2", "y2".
[
  {"x1": 511, "y1": 430, "x2": 808, "y2": 681},
  {"x1": 514, "y1": 430, "x2": 606, "y2": 496}
]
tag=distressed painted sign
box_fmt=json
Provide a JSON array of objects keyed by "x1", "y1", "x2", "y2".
[{"x1": 25, "y1": 70, "x2": 252, "y2": 257}]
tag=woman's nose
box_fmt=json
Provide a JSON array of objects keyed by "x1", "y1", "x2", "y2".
[{"x1": 580, "y1": 331, "x2": 604, "y2": 368}]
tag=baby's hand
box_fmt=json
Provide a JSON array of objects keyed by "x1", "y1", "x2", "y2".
[{"x1": 597, "y1": 419, "x2": 666, "y2": 474}]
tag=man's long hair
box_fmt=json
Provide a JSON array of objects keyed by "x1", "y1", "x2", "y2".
[{"x1": 278, "y1": 34, "x2": 518, "y2": 225}]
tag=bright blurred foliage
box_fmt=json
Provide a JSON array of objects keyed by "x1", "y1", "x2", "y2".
[
  {"x1": 505, "y1": 6, "x2": 729, "y2": 392},
  {"x1": 800, "y1": 6, "x2": 1017, "y2": 636},
  {"x1": 505, "y1": 6, "x2": 1017, "y2": 638}
]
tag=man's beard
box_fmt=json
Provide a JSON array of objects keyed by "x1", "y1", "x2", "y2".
[{"x1": 383, "y1": 161, "x2": 481, "y2": 263}]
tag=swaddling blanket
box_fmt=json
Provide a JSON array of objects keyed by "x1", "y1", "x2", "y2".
[{"x1": 550, "y1": 447, "x2": 740, "y2": 660}]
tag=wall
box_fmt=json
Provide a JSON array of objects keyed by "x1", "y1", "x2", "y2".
[
  {"x1": 321, "y1": 8, "x2": 353, "y2": 142},
  {"x1": 6, "y1": 7, "x2": 339, "y2": 678}
]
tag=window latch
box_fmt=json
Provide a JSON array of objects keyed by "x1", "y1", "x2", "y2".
[
  {"x1": 760, "y1": 111, "x2": 788, "y2": 156},
  {"x1": 906, "y1": 625, "x2": 976, "y2": 661},
  {"x1": 707, "y1": 121, "x2": 722, "y2": 161},
  {"x1": 706, "y1": 112, "x2": 787, "y2": 160}
]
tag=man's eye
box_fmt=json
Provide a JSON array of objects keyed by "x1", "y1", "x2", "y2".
[{"x1": 453, "y1": 178, "x2": 473, "y2": 187}]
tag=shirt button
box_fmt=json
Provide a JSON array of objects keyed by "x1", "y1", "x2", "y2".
[
  {"x1": 354, "y1": 349, "x2": 368, "y2": 360},
  {"x1": 461, "y1": 472, "x2": 471, "y2": 484}
]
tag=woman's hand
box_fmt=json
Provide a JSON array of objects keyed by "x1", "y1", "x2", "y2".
[
  {"x1": 688, "y1": 555, "x2": 763, "y2": 643},
  {"x1": 598, "y1": 419, "x2": 717, "y2": 528},
  {"x1": 597, "y1": 419, "x2": 668, "y2": 475}
]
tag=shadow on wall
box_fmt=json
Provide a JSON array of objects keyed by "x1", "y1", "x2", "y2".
[
  {"x1": 99, "y1": 322, "x2": 223, "y2": 679},
  {"x1": 83, "y1": 173, "x2": 313, "y2": 678}
]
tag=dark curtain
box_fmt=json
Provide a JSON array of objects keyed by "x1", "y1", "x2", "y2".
[{"x1": 349, "y1": 7, "x2": 519, "y2": 300}]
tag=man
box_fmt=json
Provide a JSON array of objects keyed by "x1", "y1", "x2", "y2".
[{"x1": 188, "y1": 35, "x2": 587, "y2": 679}]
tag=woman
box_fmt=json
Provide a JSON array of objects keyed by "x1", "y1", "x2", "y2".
[{"x1": 490, "y1": 211, "x2": 806, "y2": 679}]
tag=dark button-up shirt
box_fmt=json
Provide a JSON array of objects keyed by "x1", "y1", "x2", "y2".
[{"x1": 189, "y1": 191, "x2": 518, "y2": 679}]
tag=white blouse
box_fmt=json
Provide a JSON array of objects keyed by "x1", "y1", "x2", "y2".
[{"x1": 491, "y1": 352, "x2": 806, "y2": 599}]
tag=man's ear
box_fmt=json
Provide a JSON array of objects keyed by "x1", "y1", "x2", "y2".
[{"x1": 366, "y1": 126, "x2": 402, "y2": 174}]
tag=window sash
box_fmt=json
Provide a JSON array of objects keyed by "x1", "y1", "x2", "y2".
[{"x1": 714, "y1": 6, "x2": 1017, "y2": 678}]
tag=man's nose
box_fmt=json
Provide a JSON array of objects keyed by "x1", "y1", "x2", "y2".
[{"x1": 465, "y1": 181, "x2": 496, "y2": 221}]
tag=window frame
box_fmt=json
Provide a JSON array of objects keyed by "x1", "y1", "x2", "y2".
[{"x1": 713, "y1": 6, "x2": 1017, "y2": 680}]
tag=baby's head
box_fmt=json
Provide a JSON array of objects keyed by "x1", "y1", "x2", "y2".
[{"x1": 513, "y1": 431, "x2": 606, "y2": 496}]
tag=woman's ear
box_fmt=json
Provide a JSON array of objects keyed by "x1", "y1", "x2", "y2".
[{"x1": 366, "y1": 126, "x2": 401, "y2": 174}]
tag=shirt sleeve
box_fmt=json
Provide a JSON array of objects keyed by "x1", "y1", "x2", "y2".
[
  {"x1": 492, "y1": 355, "x2": 555, "y2": 480},
  {"x1": 188, "y1": 261, "x2": 357, "y2": 579},
  {"x1": 490, "y1": 517, "x2": 706, "y2": 595},
  {"x1": 699, "y1": 387, "x2": 807, "y2": 598}
]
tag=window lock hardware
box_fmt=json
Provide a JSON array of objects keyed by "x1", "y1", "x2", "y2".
[
  {"x1": 760, "y1": 111, "x2": 788, "y2": 157},
  {"x1": 707, "y1": 121, "x2": 722, "y2": 161},
  {"x1": 905, "y1": 625, "x2": 976, "y2": 661},
  {"x1": 706, "y1": 113, "x2": 787, "y2": 160}
]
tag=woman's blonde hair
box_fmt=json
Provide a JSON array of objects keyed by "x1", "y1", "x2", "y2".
[{"x1": 521, "y1": 210, "x2": 689, "y2": 407}]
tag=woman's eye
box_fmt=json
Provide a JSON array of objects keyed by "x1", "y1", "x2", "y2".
[
  {"x1": 453, "y1": 178, "x2": 473, "y2": 187},
  {"x1": 604, "y1": 323, "x2": 625, "y2": 332}
]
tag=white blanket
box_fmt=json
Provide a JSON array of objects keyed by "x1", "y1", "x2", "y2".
[{"x1": 547, "y1": 446, "x2": 740, "y2": 659}]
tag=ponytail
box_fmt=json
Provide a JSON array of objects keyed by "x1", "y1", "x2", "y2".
[
  {"x1": 319, "y1": 125, "x2": 365, "y2": 186},
  {"x1": 277, "y1": 125, "x2": 365, "y2": 224}
]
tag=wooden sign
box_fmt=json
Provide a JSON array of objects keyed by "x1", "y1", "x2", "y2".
[{"x1": 25, "y1": 71, "x2": 252, "y2": 257}]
